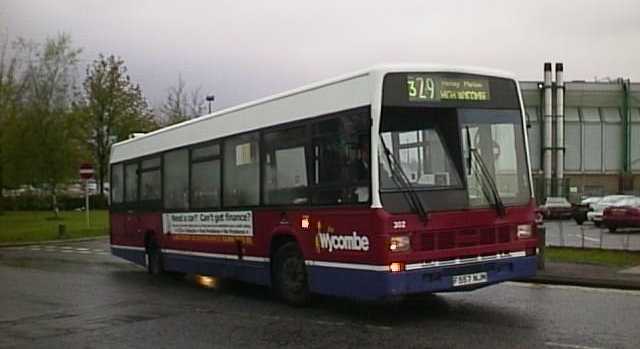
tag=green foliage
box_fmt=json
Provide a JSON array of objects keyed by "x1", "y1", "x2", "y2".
[
  {"x1": 1, "y1": 193, "x2": 109, "y2": 211},
  {"x1": 1, "y1": 34, "x2": 82, "y2": 196},
  {"x1": 0, "y1": 32, "x2": 26, "y2": 213},
  {"x1": 77, "y1": 54, "x2": 158, "y2": 193},
  {"x1": 0, "y1": 210, "x2": 108, "y2": 243}
]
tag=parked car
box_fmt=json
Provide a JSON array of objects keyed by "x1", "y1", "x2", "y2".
[
  {"x1": 602, "y1": 197, "x2": 640, "y2": 233},
  {"x1": 540, "y1": 197, "x2": 573, "y2": 219},
  {"x1": 573, "y1": 196, "x2": 602, "y2": 225},
  {"x1": 587, "y1": 195, "x2": 636, "y2": 227}
]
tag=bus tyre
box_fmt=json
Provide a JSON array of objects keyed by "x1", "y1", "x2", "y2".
[
  {"x1": 273, "y1": 242, "x2": 310, "y2": 306},
  {"x1": 147, "y1": 241, "x2": 163, "y2": 275},
  {"x1": 608, "y1": 226, "x2": 617, "y2": 234},
  {"x1": 594, "y1": 221, "x2": 602, "y2": 228}
]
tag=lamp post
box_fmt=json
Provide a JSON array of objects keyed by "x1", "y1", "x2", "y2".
[{"x1": 206, "y1": 95, "x2": 215, "y2": 114}]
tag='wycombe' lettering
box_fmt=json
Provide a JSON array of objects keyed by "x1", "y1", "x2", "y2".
[{"x1": 316, "y1": 232, "x2": 370, "y2": 252}]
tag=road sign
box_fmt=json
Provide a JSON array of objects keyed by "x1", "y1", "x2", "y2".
[{"x1": 79, "y1": 163, "x2": 94, "y2": 180}]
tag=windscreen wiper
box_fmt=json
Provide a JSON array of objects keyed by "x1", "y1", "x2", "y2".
[
  {"x1": 379, "y1": 135, "x2": 428, "y2": 224},
  {"x1": 465, "y1": 126, "x2": 506, "y2": 217}
]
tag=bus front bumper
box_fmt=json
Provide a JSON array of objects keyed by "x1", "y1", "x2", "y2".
[{"x1": 306, "y1": 255, "x2": 537, "y2": 300}]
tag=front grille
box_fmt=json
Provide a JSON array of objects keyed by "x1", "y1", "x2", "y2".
[{"x1": 418, "y1": 225, "x2": 514, "y2": 251}]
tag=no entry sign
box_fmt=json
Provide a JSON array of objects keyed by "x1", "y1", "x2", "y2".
[{"x1": 79, "y1": 163, "x2": 94, "y2": 180}]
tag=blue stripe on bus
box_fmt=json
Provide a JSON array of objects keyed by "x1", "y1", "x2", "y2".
[
  {"x1": 162, "y1": 252, "x2": 271, "y2": 286},
  {"x1": 112, "y1": 246, "x2": 537, "y2": 300},
  {"x1": 111, "y1": 247, "x2": 146, "y2": 266},
  {"x1": 306, "y1": 256, "x2": 537, "y2": 300}
]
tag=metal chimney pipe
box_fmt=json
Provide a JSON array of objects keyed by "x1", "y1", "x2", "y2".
[
  {"x1": 543, "y1": 63, "x2": 553, "y2": 198},
  {"x1": 555, "y1": 63, "x2": 564, "y2": 197}
]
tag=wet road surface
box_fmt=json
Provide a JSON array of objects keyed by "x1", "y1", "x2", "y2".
[{"x1": 1, "y1": 239, "x2": 639, "y2": 349}]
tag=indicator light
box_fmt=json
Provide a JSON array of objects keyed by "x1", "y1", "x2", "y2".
[{"x1": 390, "y1": 262, "x2": 405, "y2": 272}]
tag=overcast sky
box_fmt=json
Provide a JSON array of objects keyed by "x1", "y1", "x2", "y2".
[{"x1": 3, "y1": 0, "x2": 639, "y2": 111}]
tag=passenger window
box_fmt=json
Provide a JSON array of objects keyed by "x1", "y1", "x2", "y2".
[
  {"x1": 124, "y1": 163, "x2": 138, "y2": 203},
  {"x1": 263, "y1": 126, "x2": 309, "y2": 205},
  {"x1": 191, "y1": 144, "x2": 221, "y2": 209},
  {"x1": 111, "y1": 163, "x2": 124, "y2": 204},
  {"x1": 224, "y1": 132, "x2": 260, "y2": 207},
  {"x1": 164, "y1": 149, "x2": 189, "y2": 209},
  {"x1": 140, "y1": 157, "x2": 161, "y2": 201}
]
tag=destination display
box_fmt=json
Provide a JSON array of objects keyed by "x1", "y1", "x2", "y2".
[
  {"x1": 407, "y1": 74, "x2": 490, "y2": 102},
  {"x1": 382, "y1": 72, "x2": 518, "y2": 109}
]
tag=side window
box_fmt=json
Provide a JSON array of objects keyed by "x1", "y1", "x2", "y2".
[
  {"x1": 164, "y1": 149, "x2": 189, "y2": 209},
  {"x1": 124, "y1": 162, "x2": 138, "y2": 203},
  {"x1": 224, "y1": 132, "x2": 260, "y2": 207},
  {"x1": 312, "y1": 113, "x2": 370, "y2": 204},
  {"x1": 191, "y1": 144, "x2": 221, "y2": 209},
  {"x1": 140, "y1": 157, "x2": 161, "y2": 201},
  {"x1": 263, "y1": 126, "x2": 309, "y2": 205},
  {"x1": 111, "y1": 163, "x2": 124, "y2": 204}
]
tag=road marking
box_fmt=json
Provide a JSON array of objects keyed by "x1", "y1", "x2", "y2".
[
  {"x1": 75, "y1": 248, "x2": 90, "y2": 251},
  {"x1": 60, "y1": 246, "x2": 73, "y2": 250},
  {"x1": 509, "y1": 282, "x2": 640, "y2": 296},
  {"x1": 545, "y1": 342, "x2": 604, "y2": 349}
]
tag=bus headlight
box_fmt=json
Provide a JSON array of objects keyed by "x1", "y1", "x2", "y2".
[
  {"x1": 517, "y1": 224, "x2": 532, "y2": 239},
  {"x1": 389, "y1": 235, "x2": 411, "y2": 252}
]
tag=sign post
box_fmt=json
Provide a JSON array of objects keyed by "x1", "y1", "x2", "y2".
[{"x1": 79, "y1": 163, "x2": 95, "y2": 229}]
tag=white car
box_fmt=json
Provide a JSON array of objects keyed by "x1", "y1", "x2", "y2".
[{"x1": 587, "y1": 195, "x2": 636, "y2": 227}]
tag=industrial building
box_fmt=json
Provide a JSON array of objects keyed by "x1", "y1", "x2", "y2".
[{"x1": 520, "y1": 63, "x2": 640, "y2": 202}]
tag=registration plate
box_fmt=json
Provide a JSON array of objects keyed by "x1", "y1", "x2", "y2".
[{"x1": 452, "y1": 272, "x2": 488, "y2": 287}]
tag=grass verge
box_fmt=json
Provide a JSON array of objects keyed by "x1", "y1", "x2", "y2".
[
  {"x1": 545, "y1": 247, "x2": 640, "y2": 268},
  {"x1": 0, "y1": 210, "x2": 108, "y2": 243}
]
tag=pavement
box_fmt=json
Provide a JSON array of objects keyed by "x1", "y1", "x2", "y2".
[{"x1": 529, "y1": 261, "x2": 640, "y2": 291}]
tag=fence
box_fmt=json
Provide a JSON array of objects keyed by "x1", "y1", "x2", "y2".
[{"x1": 544, "y1": 220, "x2": 640, "y2": 251}]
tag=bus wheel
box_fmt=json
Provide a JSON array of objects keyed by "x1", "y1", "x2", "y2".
[
  {"x1": 146, "y1": 241, "x2": 163, "y2": 275},
  {"x1": 273, "y1": 242, "x2": 310, "y2": 306}
]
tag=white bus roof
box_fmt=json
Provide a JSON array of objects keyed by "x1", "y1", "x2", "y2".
[{"x1": 110, "y1": 64, "x2": 516, "y2": 164}]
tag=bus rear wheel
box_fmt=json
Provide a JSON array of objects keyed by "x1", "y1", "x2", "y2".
[{"x1": 273, "y1": 242, "x2": 310, "y2": 306}]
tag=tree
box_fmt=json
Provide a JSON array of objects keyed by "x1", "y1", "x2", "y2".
[
  {"x1": 160, "y1": 75, "x2": 206, "y2": 126},
  {"x1": 0, "y1": 33, "x2": 24, "y2": 213},
  {"x1": 2, "y1": 33, "x2": 82, "y2": 215},
  {"x1": 79, "y1": 54, "x2": 157, "y2": 194}
]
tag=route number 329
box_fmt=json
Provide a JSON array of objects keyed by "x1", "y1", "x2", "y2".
[{"x1": 407, "y1": 76, "x2": 436, "y2": 100}]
